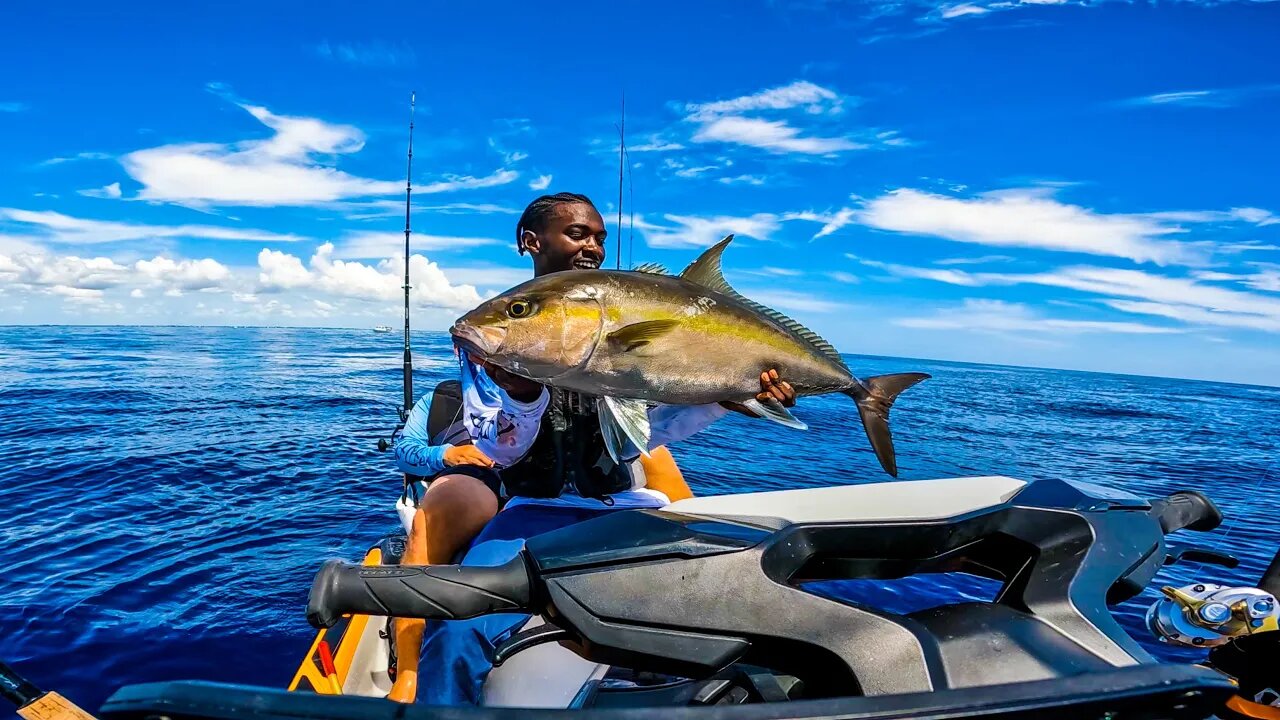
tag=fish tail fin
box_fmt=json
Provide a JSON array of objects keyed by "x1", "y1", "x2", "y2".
[{"x1": 845, "y1": 372, "x2": 931, "y2": 478}]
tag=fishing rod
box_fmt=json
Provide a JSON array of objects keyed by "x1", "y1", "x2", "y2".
[
  {"x1": 400, "y1": 91, "x2": 416, "y2": 423},
  {"x1": 616, "y1": 92, "x2": 625, "y2": 270},
  {"x1": 378, "y1": 91, "x2": 416, "y2": 453}
]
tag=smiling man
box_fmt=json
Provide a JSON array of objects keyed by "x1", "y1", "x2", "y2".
[{"x1": 385, "y1": 192, "x2": 796, "y2": 703}]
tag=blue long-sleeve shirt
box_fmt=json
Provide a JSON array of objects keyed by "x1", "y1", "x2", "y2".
[{"x1": 392, "y1": 350, "x2": 728, "y2": 482}]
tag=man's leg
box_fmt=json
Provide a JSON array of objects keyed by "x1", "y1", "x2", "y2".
[{"x1": 388, "y1": 472, "x2": 499, "y2": 704}]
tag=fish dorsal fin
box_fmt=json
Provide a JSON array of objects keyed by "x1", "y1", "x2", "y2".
[
  {"x1": 680, "y1": 234, "x2": 849, "y2": 373},
  {"x1": 631, "y1": 262, "x2": 669, "y2": 275},
  {"x1": 678, "y1": 235, "x2": 735, "y2": 293}
]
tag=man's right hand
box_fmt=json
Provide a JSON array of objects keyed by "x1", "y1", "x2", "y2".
[{"x1": 443, "y1": 444, "x2": 495, "y2": 468}]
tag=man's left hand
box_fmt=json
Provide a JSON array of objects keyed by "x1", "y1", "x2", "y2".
[{"x1": 721, "y1": 369, "x2": 796, "y2": 416}]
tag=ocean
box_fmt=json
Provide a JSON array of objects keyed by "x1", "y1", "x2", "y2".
[{"x1": 0, "y1": 325, "x2": 1276, "y2": 713}]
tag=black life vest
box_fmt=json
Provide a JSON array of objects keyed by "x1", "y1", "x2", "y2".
[{"x1": 424, "y1": 381, "x2": 634, "y2": 500}]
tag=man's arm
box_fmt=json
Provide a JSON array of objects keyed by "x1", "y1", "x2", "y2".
[
  {"x1": 392, "y1": 351, "x2": 549, "y2": 476},
  {"x1": 644, "y1": 369, "x2": 798, "y2": 450}
]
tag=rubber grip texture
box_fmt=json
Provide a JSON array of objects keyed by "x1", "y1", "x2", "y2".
[
  {"x1": 306, "y1": 554, "x2": 531, "y2": 628},
  {"x1": 1149, "y1": 491, "x2": 1223, "y2": 534}
]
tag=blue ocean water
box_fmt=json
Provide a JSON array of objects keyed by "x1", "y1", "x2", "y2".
[{"x1": 0, "y1": 325, "x2": 1276, "y2": 713}]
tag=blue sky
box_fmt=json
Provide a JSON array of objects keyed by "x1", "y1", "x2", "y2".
[{"x1": 2, "y1": 0, "x2": 1278, "y2": 385}]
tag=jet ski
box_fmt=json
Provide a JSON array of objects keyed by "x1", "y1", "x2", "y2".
[{"x1": 28, "y1": 469, "x2": 1263, "y2": 720}]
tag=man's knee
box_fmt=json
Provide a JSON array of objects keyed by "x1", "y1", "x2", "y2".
[{"x1": 423, "y1": 472, "x2": 499, "y2": 525}]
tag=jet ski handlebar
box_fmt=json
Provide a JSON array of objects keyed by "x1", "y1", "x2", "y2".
[
  {"x1": 1147, "y1": 490, "x2": 1223, "y2": 534},
  {"x1": 305, "y1": 555, "x2": 532, "y2": 628}
]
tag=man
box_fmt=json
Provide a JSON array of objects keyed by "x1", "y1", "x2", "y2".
[{"x1": 386, "y1": 192, "x2": 796, "y2": 703}]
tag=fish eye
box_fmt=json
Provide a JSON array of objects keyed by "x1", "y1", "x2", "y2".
[{"x1": 507, "y1": 300, "x2": 534, "y2": 318}]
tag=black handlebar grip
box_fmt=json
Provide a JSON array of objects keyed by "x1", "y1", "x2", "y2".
[
  {"x1": 1149, "y1": 490, "x2": 1223, "y2": 534},
  {"x1": 306, "y1": 554, "x2": 532, "y2": 628},
  {"x1": 1259, "y1": 547, "x2": 1280, "y2": 597}
]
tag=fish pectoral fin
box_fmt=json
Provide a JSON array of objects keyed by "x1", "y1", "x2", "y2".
[
  {"x1": 598, "y1": 396, "x2": 652, "y2": 462},
  {"x1": 741, "y1": 397, "x2": 808, "y2": 430},
  {"x1": 607, "y1": 320, "x2": 680, "y2": 352}
]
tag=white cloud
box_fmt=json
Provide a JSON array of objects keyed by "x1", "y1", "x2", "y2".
[
  {"x1": 855, "y1": 188, "x2": 1197, "y2": 264},
  {"x1": 828, "y1": 271, "x2": 860, "y2": 284},
  {"x1": 529, "y1": 174, "x2": 552, "y2": 191},
  {"x1": 941, "y1": 4, "x2": 990, "y2": 18},
  {"x1": 639, "y1": 213, "x2": 781, "y2": 249},
  {"x1": 747, "y1": 289, "x2": 844, "y2": 314},
  {"x1": 42, "y1": 151, "x2": 113, "y2": 166},
  {"x1": 934, "y1": 255, "x2": 1016, "y2": 265},
  {"x1": 896, "y1": 299, "x2": 1181, "y2": 335},
  {"x1": 685, "y1": 81, "x2": 844, "y2": 120},
  {"x1": 255, "y1": 243, "x2": 484, "y2": 312},
  {"x1": 439, "y1": 265, "x2": 531, "y2": 289},
  {"x1": 674, "y1": 164, "x2": 720, "y2": 178},
  {"x1": 134, "y1": 256, "x2": 231, "y2": 291},
  {"x1": 1121, "y1": 85, "x2": 1280, "y2": 109},
  {"x1": 628, "y1": 137, "x2": 685, "y2": 153},
  {"x1": 681, "y1": 81, "x2": 881, "y2": 157},
  {"x1": 257, "y1": 249, "x2": 312, "y2": 290},
  {"x1": 122, "y1": 103, "x2": 402, "y2": 206},
  {"x1": 757, "y1": 266, "x2": 804, "y2": 277},
  {"x1": 0, "y1": 208, "x2": 306, "y2": 245},
  {"x1": 330, "y1": 231, "x2": 500, "y2": 259},
  {"x1": 130, "y1": 288, "x2": 145, "y2": 298},
  {"x1": 718, "y1": 175, "x2": 766, "y2": 186},
  {"x1": 418, "y1": 169, "x2": 519, "y2": 194},
  {"x1": 858, "y1": 258, "x2": 990, "y2": 286},
  {"x1": 0, "y1": 249, "x2": 233, "y2": 299},
  {"x1": 79, "y1": 182, "x2": 122, "y2": 199},
  {"x1": 692, "y1": 116, "x2": 864, "y2": 155}
]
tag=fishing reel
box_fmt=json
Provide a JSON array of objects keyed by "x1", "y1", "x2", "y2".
[{"x1": 1147, "y1": 582, "x2": 1279, "y2": 648}]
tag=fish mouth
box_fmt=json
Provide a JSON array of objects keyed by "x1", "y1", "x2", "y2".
[
  {"x1": 572, "y1": 257, "x2": 601, "y2": 270},
  {"x1": 449, "y1": 323, "x2": 501, "y2": 360}
]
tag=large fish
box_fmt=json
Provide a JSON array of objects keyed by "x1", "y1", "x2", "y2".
[{"x1": 450, "y1": 236, "x2": 929, "y2": 476}]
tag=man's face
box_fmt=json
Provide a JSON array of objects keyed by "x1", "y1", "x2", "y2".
[{"x1": 527, "y1": 202, "x2": 607, "y2": 275}]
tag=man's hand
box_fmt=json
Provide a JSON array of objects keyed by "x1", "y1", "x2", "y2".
[
  {"x1": 477, "y1": 359, "x2": 544, "y2": 402},
  {"x1": 722, "y1": 369, "x2": 797, "y2": 417},
  {"x1": 443, "y1": 444, "x2": 495, "y2": 468}
]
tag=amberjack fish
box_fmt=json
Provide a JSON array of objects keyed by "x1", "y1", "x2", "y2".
[{"x1": 450, "y1": 236, "x2": 929, "y2": 476}]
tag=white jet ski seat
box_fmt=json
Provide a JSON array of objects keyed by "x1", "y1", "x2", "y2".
[{"x1": 665, "y1": 475, "x2": 1028, "y2": 525}]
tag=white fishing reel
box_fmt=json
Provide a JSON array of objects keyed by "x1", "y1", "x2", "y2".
[{"x1": 1147, "y1": 582, "x2": 1280, "y2": 648}]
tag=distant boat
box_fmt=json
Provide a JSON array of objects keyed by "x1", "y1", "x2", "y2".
[{"x1": 373, "y1": 325, "x2": 393, "y2": 333}]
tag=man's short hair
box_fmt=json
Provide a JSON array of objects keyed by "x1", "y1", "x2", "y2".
[{"x1": 515, "y1": 192, "x2": 596, "y2": 255}]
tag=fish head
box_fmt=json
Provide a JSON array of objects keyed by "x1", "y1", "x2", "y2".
[{"x1": 450, "y1": 272, "x2": 606, "y2": 382}]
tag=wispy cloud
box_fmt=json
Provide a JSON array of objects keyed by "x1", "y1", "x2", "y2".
[
  {"x1": 315, "y1": 40, "x2": 417, "y2": 67},
  {"x1": 1120, "y1": 84, "x2": 1280, "y2": 109},
  {"x1": 0, "y1": 208, "x2": 306, "y2": 245},
  {"x1": 330, "y1": 231, "x2": 501, "y2": 259},
  {"x1": 78, "y1": 183, "x2": 123, "y2": 199},
  {"x1": 896, "y1": 299, "x2": 1182, "y2": 335},
  {"x1": 335, "y1": 199, "x2": 519, "y2": 220},
  {"x1": 638, "y1": 213, "x2": 781, "y2": 249},
  {"x1": 934, "y1": 254, "x2": 1016, "y2": 265},
  {"x1": 0, "y1": 102, "x2": 28, "y2": 113},
  {"x1": 682, "y1": 81, "x2": 886, "y2": 156},
  {"x1": 718, "y1": 174, "x2": 766, "y2": 186},
  {"x1": 40, "y1": 151, "x2": 113, "y2": 167},
  {"x1": 417, "y1": 169, "x2": 519, "y2": 194},
  {"x1": 855, "y1": 188, "x2": 1199, "y2": 264},
  {"x1": 786, "y1": 208, "x2": 858, "y2": 239},
  {"x1": 529, "y1": 174, "x2": 552, "y2": 191},
  {"x1": 747, "y1": 289, "x2": 844, "y2": 314}
]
